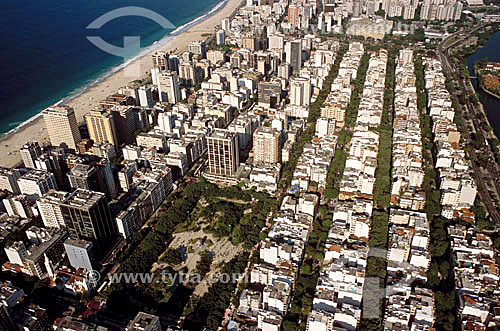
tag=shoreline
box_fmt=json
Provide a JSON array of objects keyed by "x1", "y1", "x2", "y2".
[
  {"x1": 480, "y1": 82, "x2": 500, "y2": 100},
  {"x1": 464, "y1": 27, "x2": 500, "y2": 139},
  {"x1": 473, "y1": 61, "x2": 500, "y2": 100},
  {"x1": 0, "y1": 0, "x2": 243, "y2": 168},
  {"x1": 478, "y1": 78, "x2": 500, "y2": 100}
]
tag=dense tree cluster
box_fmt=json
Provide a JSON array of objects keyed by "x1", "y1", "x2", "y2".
[
  {"x1": 359, "y1": 48, "x2": 399, "y2": 329},
  {"x1": 415, "y1": 53, "x2": 457, "y2": 331},
  {"x1": 103, "y1": 178, "x2": 276, "y2": 324},
  {"x1": 373, "y1": 47, "x2": 399, "y2": 210},
  {"x1": 104, "y1": 180, "x2": 210, "y2": 316},
  {"x1": 345, "y1": 53, "x2": 371, "y2": 127},
  {"x1": 283, "y1": 210, "x2": 333, "y2": 331},
  {"x1": 183, "y1": 254, "x2": 249, "y2": 330},
  {"x1": 324, "y1": 51, "x2": 370, "y2": 201},
  {"x1": 161, "y1": 248, "x2": 184, "y2": 265},
  {"x1": 194, "y1": 251, "x2": 213, "y2": 279},
  {"x1": 198, "y1": 185, "x2": 273, "y2": 249}
]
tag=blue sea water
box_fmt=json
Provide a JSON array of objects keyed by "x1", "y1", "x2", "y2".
[
  {"x1": 466, "y1": 31, "x2": 500, "y2": 138},
  {"x1": 0, "y1": 0, "x2": 222, "y2": 136}
]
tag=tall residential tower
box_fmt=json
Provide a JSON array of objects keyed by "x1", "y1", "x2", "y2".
[
  {"x1": 207, "y1": 129, "x2": 239, "y2": 177},
  {"x1": 42, "y1": 106, "x2": 81, "y2": 150}
]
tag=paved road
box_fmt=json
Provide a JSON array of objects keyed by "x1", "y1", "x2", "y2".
[{"x1": 438, "y1": 26, "x2": 500, "y2": 225}]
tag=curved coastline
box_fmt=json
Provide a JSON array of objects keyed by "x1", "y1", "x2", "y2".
[
  {"x1": 478, "y1": 79, "x2": 500, "y2": 100},
  {"x1": 473, "y1": 62, "x2": 500, "y2": 100},
  {"x1": 466, "y1": 29, "x2": 500, "y2": 139},
  {"x1": 0, "y1": 0, "x2": 228, "y2": 140},
  {"x1": 481, "y1": 85, "x2": 500, "y2": 99},
  {"x1": 0, "y1": 0, "x2": 243, "y2": 168}
]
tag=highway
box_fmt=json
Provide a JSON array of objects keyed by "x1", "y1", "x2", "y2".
[{"x1": 438, "y1": 25, "x2": 500, "y2": 225}]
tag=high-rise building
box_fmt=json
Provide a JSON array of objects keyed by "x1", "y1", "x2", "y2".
[
  {"x1": 256, "y1": 52, "x2": 270, "y2": 76},
  {"x1": 0, "y1": 305, "x2": 16, "y2": 331},
  {"x1": 20, "y1": 141, "x2": 42, "y2": 169},
  {"x1": 454, "y1": 1, "x2": 463, "y2": 20},
  {"x1": 420, "y1": 0, "x2": 463, "y2": 21},
  {"x1": 278, "y1": 63, "x2": 291, "y2": 80},
  {"x1": 258, "y1": 81, "x2": 282, "y2": 107},
  {"x1": 367, "y1": 0, "x2": 377, "y2": 15},
  {"x1": 230, "y1": 53, "x2": 242, "y2": 68},
  {"x1": 3, "y1": 195, "x2": 35, "y2": 218},
  {"x1": 67, "y1": 164, "x2": 99, "y2": 192},
  {"x1": 399, "y1": 49, "x2": 414, "y2": 65},
  {"x1": 84, "y1": 109, "x2": 119, "y2": 147},
  {"x1": 222, "y1": 18, "x2": 230, "y2": 31},
  {"x1": 126, "y1": 312, "x2": 162, "y2": 331},
  {"x1": 120, "y1": 85, "x2": 140, "y2": 102},
  {"x1": 315, "y1": 117, "x2": 336, "y2": 137},
  {"x1": 179, "y1": 62, "x2": 201, "y2": 86},
  {"x1": 207, "y1": 50, "x2": 226, "y2": 64},
  {"x1": 152, "y1": 51, "x2": 169, "y2": 71},
  {"x1": 168, "y1": 55, "x2": 180, "y2": 73},
  {"x1": 288, "y1": 5, "x2": 300, "y2": 27},
  {"x1": 138, "y1": 86, "x2": 154, "y2": 107},
  {"x1": 268, "y1": 34, "x2": 284, "y2": 50},
  {"x1": 188, "y1": 40, "x2": 207, "y2": 59},
  {"x1": 4, "y1": 228, "x2": 67, "y2": 279},
  {"x1": 227, "y1": 116, "x2": 255, "y2": 151},
  {"x1": 0, "y1": 167, "x2": 22, "y2": 194},
  {"x1": 289, "y1": 77, "x2": 312, "y2": 106},
  {"x1": 35, "y1": 151, "x2": 66, "y2": 189},
  {"x1": 22, "y1": 304, "x2": 51, "y2": 331},
  {"x1": 17, "y1": 169, "x2": 57, "y2": 199},
  {"x1": 321, "y1": 103, "x2": 346, "y2": 127},
  {"x1": 116, "y1": 207, "x2": 142, "y2": 239},
  {"x1": 158, "y1": 111, "x2": 175, "y2": 134},
  {"x1": 196, "y1": 60, "x2": 210, "y2": 81},
  {"x1": 158, "y1": 71, "x2": 181, "y2": 104},
  {"x1": 60, "y1": 189, "x2": 117, "y2": 250},
  {"x1": 109, "y1": 106, "x2": 147, "y2": 145},
  {"x1": 242, "y1": 36, "x2": 257, "y2": 51},
  {"x1": 207, "y1": 129, "x2": 239, "y2": 177},
  {"x1": 66, "y1": 160, "x2": 116, "y2": 199},
  {"x1": 285, "y1": 39, "x2": 302, "y2": 73},
  {"x1": 353, "y1": 0, "x2": 361, "y2": 17},
  {"x1": 42, "y1": 106, "x2": 81, "y2": 150},
  {"x1": 36, "y1": 190, "x2": 69, "y2": 228},
  {"x1": 64, "y1": 238, "x2": 94, "y2": 272},
  {"x1": 4, "y1": 241, "x2": 27, "y2": 266},
  {"x1": 96, "y1": 159, "x2": 118, "y2": 199},
  {"x1": 382, "y1": 0, "x2": 392, "y2": 12},
  {"x1": 216, "y1": 30, "x2": 225, "y2": 45},
  {"x1": 253, "y1": 126, "x2": 283, "y2": 164},
  {"x1": 403, "y1": 4, "x2": 416, "y2": 20}
]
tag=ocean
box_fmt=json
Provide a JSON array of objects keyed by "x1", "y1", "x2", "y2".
[
  {"x1": 466, "y1": 30, "x2": 500, "y2": 139},
  {"x1": 0, "y1": 0, "x2": 223, "y2": 136}
]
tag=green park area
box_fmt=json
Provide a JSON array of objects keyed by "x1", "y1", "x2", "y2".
[{"x1": 103, "y1": 179, "x2": 273, "y2": 329}]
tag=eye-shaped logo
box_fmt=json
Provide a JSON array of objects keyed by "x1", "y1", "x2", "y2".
[{"x1": 86, "y1": 6, "x2": 175, "y2": 77}]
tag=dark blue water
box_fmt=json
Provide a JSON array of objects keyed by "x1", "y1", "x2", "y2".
[
  {"x1": 0, "y1": 0, "x2": 221, "y2": 135},
  {"x1": 467, "y1": 31, "x2": 500, "y2": 139}
]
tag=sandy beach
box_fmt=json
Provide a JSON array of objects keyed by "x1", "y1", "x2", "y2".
[{"x1": 0, "y1": 0, "x2": 243, "y2": 168}]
